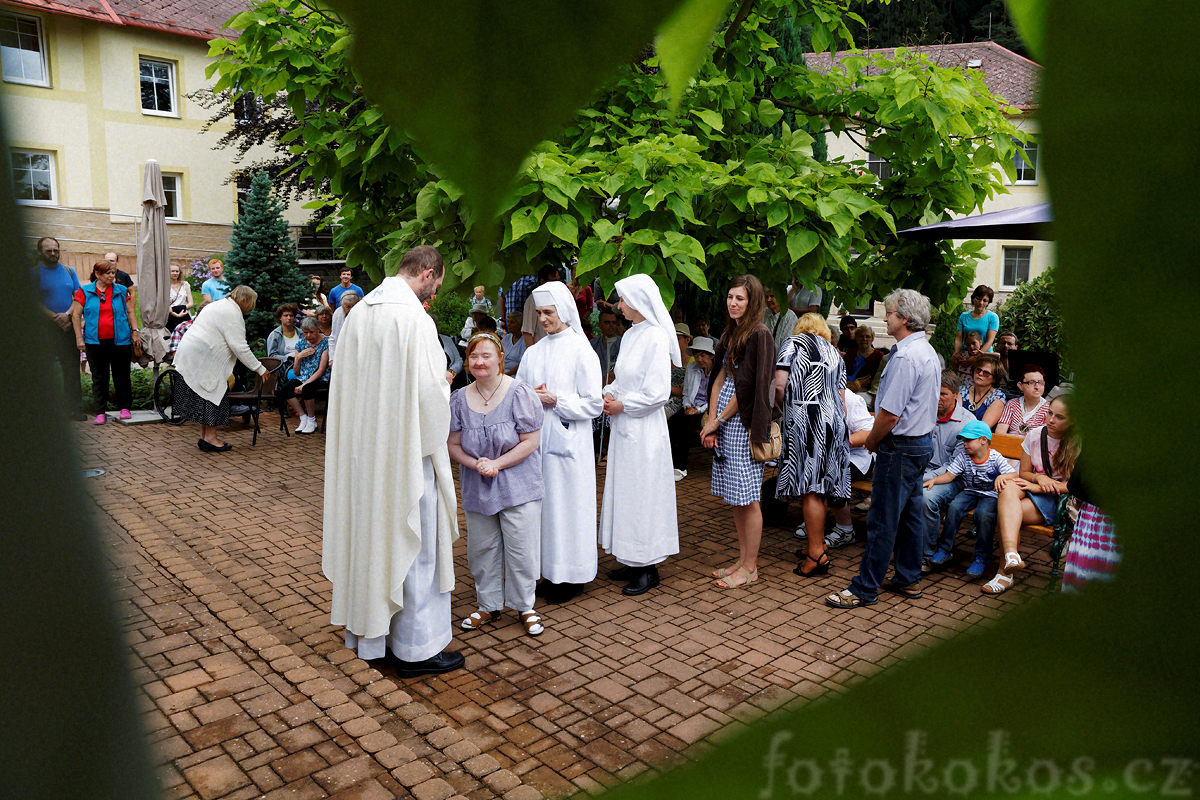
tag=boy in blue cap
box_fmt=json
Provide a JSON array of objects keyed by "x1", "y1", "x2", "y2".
[{"x1": 921, "y1": 420, "x2": 1016, "y2": 578}]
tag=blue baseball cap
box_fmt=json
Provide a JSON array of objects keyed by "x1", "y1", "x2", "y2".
[{"x1": 958, "y1": 420, "x2": 993, "y2": 441}]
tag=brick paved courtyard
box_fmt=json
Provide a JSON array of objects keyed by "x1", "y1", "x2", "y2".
[{"x1": 79, "y1": 417, "x2": 1055, "y2": 799}]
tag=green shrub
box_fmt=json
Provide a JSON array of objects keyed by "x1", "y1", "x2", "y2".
[
  {"x1": 427, "y1": 290, "x2": 474, "y2": 337},
  {"x1": 997, "y1": 268, "x2": 1064, "y2": 369},
  {"x1": 81, "y1": 368, "x2": 157, "y2": 411},
  {"x1": 928, "y1": 306, "x2": 961, "y2": 363}
]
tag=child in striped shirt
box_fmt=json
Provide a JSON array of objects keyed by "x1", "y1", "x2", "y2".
[{"x1": 922, "y1": 420, "x2": 1016, "y2": 579}]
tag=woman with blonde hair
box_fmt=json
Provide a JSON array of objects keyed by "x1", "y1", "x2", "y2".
[
  {"x1": 700, "y1": 275, "x2": 776, "y2": 589},
  {"x1": 776, "y1": 312, "x2": 851, "y2": 577},
  {"x1": 983, "y1": 394, "x2": 1079, "y2": 595}
]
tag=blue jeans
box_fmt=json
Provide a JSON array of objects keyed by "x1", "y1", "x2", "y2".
[
  {"x1": 849, "y1": 434, "x2": 933, "y2": 600},
  {"x1": 937, "y1": 492, "x2": 998, "y2": 560},
  {"x1": 923, "y1": 479, "x2": 962, "y2": 557}
]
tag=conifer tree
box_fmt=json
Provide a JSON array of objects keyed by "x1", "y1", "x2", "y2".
[{"x1": 224, "y1": 169, "x2": 310, "y2": 343}]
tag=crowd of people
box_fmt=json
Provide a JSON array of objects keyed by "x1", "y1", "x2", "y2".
[{"x1": 32, "y1": 237, "x2": 1117, "y2": 679}]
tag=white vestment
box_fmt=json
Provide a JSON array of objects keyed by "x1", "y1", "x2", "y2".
[
  {"x1": 518, "y1": 326, "x2": 603, "y2": 583},
  {"x1": 322, "y1": 276, "x2": 458, "y2": 660},
  {"x1": 598, "y1": 320, "x2": 679, "y2": 566}
]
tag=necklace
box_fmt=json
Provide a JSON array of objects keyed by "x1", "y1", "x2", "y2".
[{"x1": 475, "y1": 377, "x2": 504, "y2": 406}]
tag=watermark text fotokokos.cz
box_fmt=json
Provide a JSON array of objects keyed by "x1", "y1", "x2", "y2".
[{"x1": 760, "y1": 730, "x2": 1195, "y2": 796}]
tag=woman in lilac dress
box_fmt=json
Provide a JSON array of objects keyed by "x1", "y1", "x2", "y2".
[{"x1": 448, "y1": 332, "x2": 547, "y2": 636}]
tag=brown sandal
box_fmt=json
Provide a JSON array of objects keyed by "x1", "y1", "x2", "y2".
[
  {"x1": 520, "y1": 612, "x2": 544, "y2": 636},
  {"x1": 460, "y1": 610, "x2": 500, "y2": 631}
]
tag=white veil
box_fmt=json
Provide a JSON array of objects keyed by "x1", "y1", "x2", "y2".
[
  {"x1": 614, "y1": 274, "x2": 682, "y2": 367},
  {"x1": 530, "y1": 281, "x2": 584, "y2": 338}
]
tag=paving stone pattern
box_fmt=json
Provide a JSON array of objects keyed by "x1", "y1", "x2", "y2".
[{"x1": 80, "y1": 419, "x2": 1052, "y2": 799}]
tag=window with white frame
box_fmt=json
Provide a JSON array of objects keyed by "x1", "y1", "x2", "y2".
[
  {"x1": 1, "y1": 11, "x2": 48, "y2": 86},
  {"x1": 139, "y1": 57, "x2": 176, "y2": 115},
  {"x1": 1012, "y1": 139, "x2": 1038, "y2": 184},
  {"x1": 162, "y1": 173, "x2": 181, "y2": 219},
  {"x1": 10, "y1": 149, "x2": 55, "y2": 204},
  {"x1": 1002, "y1": 246, "x2": 1032, "y2": 287}
]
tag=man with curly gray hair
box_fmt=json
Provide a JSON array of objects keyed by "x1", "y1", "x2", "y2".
[{"x1": 826, "y1": 288, "x2": 940, "y2": 609}]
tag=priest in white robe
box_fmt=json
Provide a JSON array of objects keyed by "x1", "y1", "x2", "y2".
[
  {"x1": 598, "y1": 274, "x2": 681, "y2": 596},
  {"x1": 517, "y1": 281, "x2": 603, "y2": 604},
  {"x1": 321, "y1": 245, "x2": 464, "y2": 678}
]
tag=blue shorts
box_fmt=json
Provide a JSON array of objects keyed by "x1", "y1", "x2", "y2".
[{"x1": 1027, "y1": 491, "x2": 1058, "y2": 524}]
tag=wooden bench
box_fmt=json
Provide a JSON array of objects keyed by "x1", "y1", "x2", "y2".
[{"x1": 845, "y1": 428, "x2": 1075, "y2": 589}]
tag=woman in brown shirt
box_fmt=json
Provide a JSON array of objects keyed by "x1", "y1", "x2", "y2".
[{"x1": 700, "y1": 274, "x2": 777, "y2": 588}]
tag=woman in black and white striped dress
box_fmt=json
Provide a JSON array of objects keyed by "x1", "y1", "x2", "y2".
[{"x1": 775, "y1": 313, "x2": 851, "y2": 577}]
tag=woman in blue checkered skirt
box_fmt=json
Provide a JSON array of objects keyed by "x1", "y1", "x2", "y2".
[{"x1": 699, "y1": 275, "x2": 778, "y2": 589}]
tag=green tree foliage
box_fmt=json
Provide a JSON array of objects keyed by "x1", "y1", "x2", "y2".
[
  {"x1": 997, "y1": 267, "x2": 1062, "y2": 365},
  {"x1": 848, "y1": 0, "x2": 1029, "y2": 56},
  {"x1": 223, "y1": 170, "x2": 311, "y2": 342},
  {"x1": 209, "y1": 0, "x2": 1024, "y2": 312},
  {"x1": 427, "y1": 291, "x2": 473, "y2": 338}
]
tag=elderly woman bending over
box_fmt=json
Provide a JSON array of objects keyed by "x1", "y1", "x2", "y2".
[{"x1": 172, "y1": 285, "x2": 268, "y2": 452}]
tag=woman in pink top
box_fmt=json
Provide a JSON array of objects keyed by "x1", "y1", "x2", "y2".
[{"x1": 983, "y1": 394, "x2": 1079, "y2": 595}]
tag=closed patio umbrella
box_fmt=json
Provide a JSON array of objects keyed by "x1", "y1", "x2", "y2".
[
  {"x1": 137, "y1": 159, "x2": 170, "y2": 364},
  {"x1": 898, "y1": 202, "x2": 1054, "y2": 242}
]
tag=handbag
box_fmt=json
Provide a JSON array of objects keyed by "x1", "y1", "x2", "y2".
[{"x1": 750, "y1": 420, "x2": 782, "y2": 463}]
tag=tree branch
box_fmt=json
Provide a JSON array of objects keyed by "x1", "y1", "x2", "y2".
[{"x1": 712, "y1": 0, "x2": 757, "y2": 64}]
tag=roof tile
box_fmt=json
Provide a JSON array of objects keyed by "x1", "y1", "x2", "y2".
[
  {"x1": 803, "y1": 41, "x2": 1041, "y2": 109},
  {"x1": 4, "y1": 0, "x2": 245, "y2": 39}
]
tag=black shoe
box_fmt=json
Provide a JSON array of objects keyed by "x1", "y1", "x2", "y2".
[
  {"x1": 545, "y1": 582, "x2": 586, "y2": 605},
  {"x1": 622, "y1": 566, "x2": 660, "y2": 596},
  {"x1": 198, "y1": 439, "x2": 232, "y2": 452},
  {"x1": 607, "y1": 565, "x2": 636, "y2": 581},
  {"x1": 793, "y1": 552, "x2": 830, "y2": 578},
  {"x1": 387, "y1": 650, "x2": 465, "y2": 678},
  {"x1": 535, "y1": 580, "x2": 549, "y2": 598}
]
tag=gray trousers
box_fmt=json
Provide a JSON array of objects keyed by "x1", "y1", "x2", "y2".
[{"x1": 465, "y1": 500, "x2": 542, "y2": 613}]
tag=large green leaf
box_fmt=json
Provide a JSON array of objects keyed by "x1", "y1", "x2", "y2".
[
  {"x1": 655, "y1": 0, "x2": 733, "y2": 111},
  {"x1": 786, "y1": 229, "x2": 819, "y2": 262},
  {"x1": 509, "y1": 202, "x2": 548, "y2": 243},
  {"x1": 330, "y1": 0, "x2": 689, "y2": 250},
  {"x1": 546, "y1": 213, "x2": 580, "y2": 245}
]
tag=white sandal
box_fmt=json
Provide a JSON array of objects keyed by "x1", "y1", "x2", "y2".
[
  {"x1": 981, "y1": 573, "x2": 1014, "y2": 595},
  {"x1": 1000, "y1": 552, "x2": 1026, "y2": 576},
  {"x1": 520, "y1": 611, "x2": 544, "y2": 636}
]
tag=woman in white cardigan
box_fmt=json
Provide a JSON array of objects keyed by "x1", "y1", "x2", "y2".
[{"x1": 173, "y1": 285, "x2": 268, "y2": 452}]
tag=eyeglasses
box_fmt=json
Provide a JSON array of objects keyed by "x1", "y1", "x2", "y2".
[
  {"x1": 974, "y1": 368, "x2": 994, "y2": 377},
  {"x1": 1021, "y1": 379, "x2": 1044, "y2": 386}
]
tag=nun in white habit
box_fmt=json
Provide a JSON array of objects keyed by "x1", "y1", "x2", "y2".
[
  {"x1": 517, "y1": 281, "x2": 604, "y2": 604},
  {"x1": 598, "y1": 273, "x2": 681, "y2": 596}
]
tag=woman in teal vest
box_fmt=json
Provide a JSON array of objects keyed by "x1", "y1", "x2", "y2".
[{"x1": 70, "y1": 260, "x2": 138, "y2": 424}]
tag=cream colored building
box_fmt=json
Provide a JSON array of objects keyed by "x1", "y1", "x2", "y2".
[
  {"x1": 805, "y1": 42, "x2": 1050, "y2": 306},
  {"x1": 1, "y1": 0, "x2": 309, "y2": 276}
]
